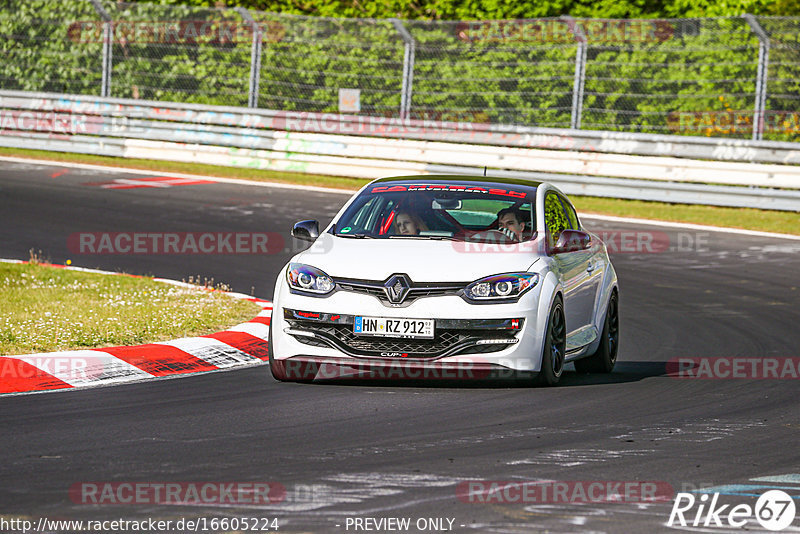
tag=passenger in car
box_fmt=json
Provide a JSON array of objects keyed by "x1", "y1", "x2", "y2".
[{"x1": 394, "y1": 211, "x2": 429, "y2": 235}]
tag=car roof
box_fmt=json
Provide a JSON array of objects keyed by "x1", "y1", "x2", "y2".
[{"x1": 370, "y1": 174, "x2": 543, "y2": 190}]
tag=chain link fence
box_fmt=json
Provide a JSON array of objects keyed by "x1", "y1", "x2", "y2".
[
  {"x1": 759, "y1": 16, "x2": 800, "y2": 140},
  {"x1": 1, "y1": 0, "x2": 799, "y2": 142},
  {"x1": 250, "y1": 12, "x2": 404, "y2": 115},
  {"x1": 582, "y1": 18, "x2": 761, "y2": 135},
  {"x1": 105, "y1": 2, "x2": 252, "y2": 106},
  {"x1": 0, "y1": 0, "x2": 103, "y2": 95}
]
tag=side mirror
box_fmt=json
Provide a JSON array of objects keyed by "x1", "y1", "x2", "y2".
[
  {"x1": 291, "y1": 220, "x2": 319, "y2": 242},
  {"x1": 551, "y1": 229, "x2": 591, "y2": 254}
]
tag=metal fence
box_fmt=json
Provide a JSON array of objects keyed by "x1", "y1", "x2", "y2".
[{"x1": 1, "y1": 0, "x2": 800, "y2": 142}]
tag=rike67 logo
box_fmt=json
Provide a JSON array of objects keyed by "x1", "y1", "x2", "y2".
[{"x1": 668, "y1": 490, "x2": 796, "y2": 531}]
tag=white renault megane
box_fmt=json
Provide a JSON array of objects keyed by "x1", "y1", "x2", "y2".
[{"x1": 268, "y1": 176, "x2": 619, "y2": 386}]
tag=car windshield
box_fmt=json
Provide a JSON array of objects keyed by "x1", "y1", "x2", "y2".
[{"x1": 333, "y1": 182, "x2": 537, "y2": 243}]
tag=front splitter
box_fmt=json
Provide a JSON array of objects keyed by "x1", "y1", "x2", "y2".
[{"x1": 271, "y1": 355, "x2": 537, "y2": 383}]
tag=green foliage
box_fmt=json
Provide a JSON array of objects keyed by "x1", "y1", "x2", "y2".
[
  {"x1": 0, "y1": 0, "x2": 103, "y2": 94},
  {"x1": 252, "y1": 13, "x2": 403, "y2": 112},
  {"x1": 0, "y1": 0, "x2": 798, "y2": 141},
  {"x1": 582, "y1": 18, "x2": 763, "y2": 138},
  {"x1": 128, "y1": 0, "x2": 799, "y2": 18},
  {"x1": 758, "y1": 17, "x2": 800, "y2": 141},
  {"x1": 544, "y1": 192, "x2": 569, "y2": 245},
  {"x1": 406, "y1": 20, "x2": 575, "y2": 126},
  {"x1": 104, "y1": 1, "x2": 252, "y2": 105}
]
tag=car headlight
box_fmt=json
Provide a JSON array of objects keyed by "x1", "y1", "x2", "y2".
[
  {"x1": 465, "y1": 273, "x2": 538, "y2": 302},
  {"x1": 287, "y1": 263, "x2": 335, "y2": 295}
]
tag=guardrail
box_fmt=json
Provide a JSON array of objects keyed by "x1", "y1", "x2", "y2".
[{"x1": 1, "y1": 90, "x2": 799, "y2": 211}]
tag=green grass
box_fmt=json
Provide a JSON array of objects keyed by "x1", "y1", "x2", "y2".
[
  {"x1": 1, "y1": 146, "x2": 798, "y2": 235},
  {"x1": 572, "y1": 196, "x2": 800, "y2": 235},
  {"x1": 0, "y1": 261, "x2": 260, "y2": 355}
]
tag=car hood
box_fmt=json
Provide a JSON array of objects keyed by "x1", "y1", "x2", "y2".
[{"x1": 294, "y1": 235, "x2": 541, "y2": 282}]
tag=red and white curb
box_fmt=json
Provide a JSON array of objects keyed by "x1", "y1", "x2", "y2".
[{"x1": 0, "y1": 259, "x2": 272, "y2": 396}]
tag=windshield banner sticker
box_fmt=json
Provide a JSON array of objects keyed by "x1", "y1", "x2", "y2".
[{"x1": 370, "y1": 184, "x2": 527, "y2": 198}]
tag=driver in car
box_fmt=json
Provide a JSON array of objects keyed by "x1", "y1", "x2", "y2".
[
  {"x1": 497, "y1": 207, "x2": 527, "y2": 241},
  {"x1": 394, "y1": 211, "x2": 428, "y2": 235}
]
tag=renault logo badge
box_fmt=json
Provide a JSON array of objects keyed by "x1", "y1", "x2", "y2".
[{"x1": 383, "y1": 274, "x2": 411, "y2": 304}]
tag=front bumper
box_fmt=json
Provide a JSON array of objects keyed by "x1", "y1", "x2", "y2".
[
  {"x1": 283, "y1": 308, "x2": 523, "y2": 359},
  {"x1": 271, "y1": 279, "x2": 548, "y2": 373}
]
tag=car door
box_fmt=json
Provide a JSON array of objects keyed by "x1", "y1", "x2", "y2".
[
  {"x1": 544, "y1": 192, "x2": 594, "y2": 335},
  {"x1": 559, "y1": 194, "x2": 602, "y2": 330}
]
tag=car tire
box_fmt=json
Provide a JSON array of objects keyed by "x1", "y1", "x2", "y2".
[
  {"x1": 268, "y1": 316, "x2": 289, "y2": 382},
  {"x1": 536, "y1": 295, "x2": 566, "y2": 387},
  {"x1": 574, "y1": 290, "x2": 619, "y2": 374}
]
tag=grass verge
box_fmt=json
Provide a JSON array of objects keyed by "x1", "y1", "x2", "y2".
[
  {"x1": 0, "y1": 261, "x2": 260, "y2": 355},
  {"x1": 1, "y1": 146, "x2": 797, "y2": 236},
  {"x1": 572, "y1": 196, "x2": 800, "y2": 235}
]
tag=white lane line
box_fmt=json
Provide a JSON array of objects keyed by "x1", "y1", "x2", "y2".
[
  {"x1": 0, "y1": 156, "x2": 354, "y2": 195},
  {"x1": 581, "y1": 213, "x2": 800, "y2": 241},
  {"x1": 0, "y1": 258, "x2": 125, "y2": 276},
  {"x1": 750, "y1": 474, "x2": 800, "y2": 484}
]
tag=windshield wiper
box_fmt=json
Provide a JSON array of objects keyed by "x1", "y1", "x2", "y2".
[
  {"x1": 336, "y1": 233, "x2": 371, "y2": 239},
  {"x1": 388, "y1": 235, "x2": 459, "y2": 241}
]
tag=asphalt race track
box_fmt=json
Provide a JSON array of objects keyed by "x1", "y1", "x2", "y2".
[{"x1": 1, "y1": 160, "x2": 799, "y2": 533}]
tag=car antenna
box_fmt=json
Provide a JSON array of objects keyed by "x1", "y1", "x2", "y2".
[{"x1": 483, "y1": 166, "x2": 487, "y2": 176}]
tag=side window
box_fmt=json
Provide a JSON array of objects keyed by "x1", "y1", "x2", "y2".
[
  {"x1": 558, "y1": 195, "x2": 580, "y2": 231},
  {"x1": 544, "y1": 192, "x2": 569, "y2": 248},
  {"x1": 519, "y1": 202, "x2": 534, "y2": 234},
  {"x1": 350, "y1": 197, "x2": 392, "y2": 233}
]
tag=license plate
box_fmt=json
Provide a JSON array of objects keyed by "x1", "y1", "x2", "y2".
[{"x1": 354, "y1": 316, "x2": 434, "y2": 339}]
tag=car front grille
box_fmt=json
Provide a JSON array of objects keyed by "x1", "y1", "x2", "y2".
[
  {"x1": 284, "y1": 311, "x2": 522, "y2": 359},
  {"x1": 333, "y1": 277, "x2": 465, "y2": 307}
]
